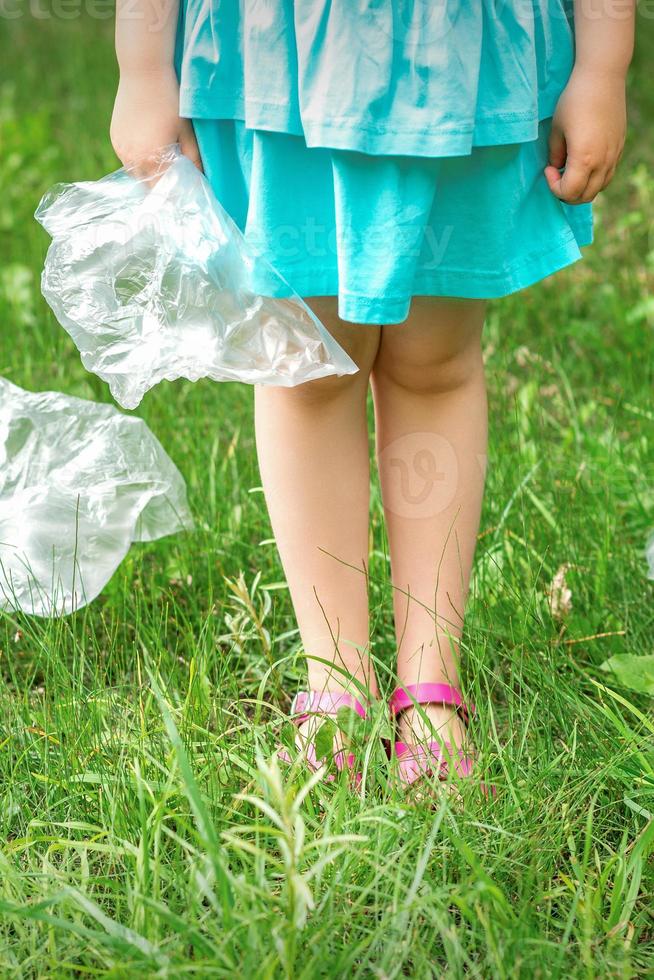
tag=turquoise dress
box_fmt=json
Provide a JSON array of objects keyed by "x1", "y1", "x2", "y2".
[{"x1": 175, "y1": 1, "x2": 593, "y2": 325}]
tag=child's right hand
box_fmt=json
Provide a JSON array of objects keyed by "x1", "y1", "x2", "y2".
[{"x1": 110, "y1": 67, "x2": 203, "y2": 176}]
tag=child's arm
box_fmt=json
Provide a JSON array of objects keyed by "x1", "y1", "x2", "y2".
[
  {"x1": 111, "y1": 0, "x2": 202, "y2": 172},
  {"x1": 545, "y1": 0, "x2": 635, "y2": 204}
]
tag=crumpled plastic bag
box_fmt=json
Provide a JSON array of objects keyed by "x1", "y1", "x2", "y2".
[
  {"x1": 646, "y1": 532, "x2": 654, "y2": 580},
  {"x1": 35, "y1": 145, "x2": 357, "y2": 410},
  {"x1": 0, "y1": 377, "x2": 192, "y2": 617}
]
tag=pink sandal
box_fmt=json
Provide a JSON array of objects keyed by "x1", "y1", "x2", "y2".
[
  {"x1": 278, "y1": 690, "x2": 368, "y2": 781},
  {"x1": 391, "y1": 683, "x2": 495, "y2": 796}
]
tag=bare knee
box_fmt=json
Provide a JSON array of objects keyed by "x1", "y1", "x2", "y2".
[
  {"x1": 372, "y1": 300, "x2": 485, "y2": 396},
  {"x1": 373, "y1": 336, "x2": 483, "y2": 396},
  {"x1": 287, "y1": 322, "x2": 379, "y2": 404},
  {"x1": 289, "y1": 367, "x2": 362, "y2": 404}
]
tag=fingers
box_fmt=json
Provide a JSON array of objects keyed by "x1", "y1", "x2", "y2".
[
  {"x1": 117, "y1": 136, "x2": 203, "y2": 190},
  {"x1": 545, "y1": 124, "x2": 569, "y2": 198},
  {"x1": 546, "y1": 154, "x2": 614, "y2": 205},
  {"x1": 179, "y1": 120, "x2": 204, "y2": 174},
  {"x1": 581, "y1": 167, "x2": 610, "y2": 203},
  {"x1": 552, "y1": 156, "x2": 594, "y2": 202},
  {"x1": 544, "y1": 164, "x2": 565, "y2": 196},
  {"x1": 545, "y1": 124, "x2": 624, "y2": 204},
  {"x1": 548, "y1": 123, "x2": 567, "y2": 171},
  {"x1": 110, "y1": 137, "x2": 172, "y2": 182},
  {"x1": 132, "y1": 152, "x2": 170, "y2": 183},
  {"x1": 111, "y1": 129, "x2": 202, "y2": 184}
]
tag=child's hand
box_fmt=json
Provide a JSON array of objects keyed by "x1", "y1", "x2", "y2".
[
  {"x1": 545, "y1": 65, "x2": 627, "y2": 204},
  {"x1": 110, "y1": 67, "x2": 203, "y2": 177}
]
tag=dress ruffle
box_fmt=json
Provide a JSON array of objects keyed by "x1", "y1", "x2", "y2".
[
  {"x1": 176, "y1": 0, "x2": 576, "y2": 157},
  {"x1": 192, "y1": 117, "x2": 593, "y2": 324}
]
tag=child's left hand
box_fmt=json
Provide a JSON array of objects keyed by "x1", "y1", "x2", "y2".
[{"x1": 545, "y1": 65, "x2": 627, "y2": 204}]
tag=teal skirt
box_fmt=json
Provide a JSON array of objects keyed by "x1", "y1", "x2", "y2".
[{"x1": 192, "y1": 117, "x2": 593, "y2": 325}]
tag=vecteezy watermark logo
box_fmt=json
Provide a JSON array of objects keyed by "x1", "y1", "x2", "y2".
[
  {"x1": 261, "y1": 218, "x2": 454, "y2": 271},
  {"x1": 0, "y1": 0, "x2": 178, "y2": 25},
  {"x1": 0, "y1": 0, "x2": 114, "y2": 19},
  {"x1": 377, "y1": 431, "x2": 459, "y2": 520}
]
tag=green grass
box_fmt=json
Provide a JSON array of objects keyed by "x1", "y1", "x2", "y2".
[{"x1": 1, "y1": 14, "x2": 654, "y2": 979}]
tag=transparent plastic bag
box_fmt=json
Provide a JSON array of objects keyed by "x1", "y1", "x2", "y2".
[
  {"x1": 35, "y1": 145, "x2": 357, "y2": 410},
  {"x1": 646, "y1": 532, "x2": 654, "y2": 580},
  {"x1": 0, "y1": 377, "x2": 192, "y2": 617}
]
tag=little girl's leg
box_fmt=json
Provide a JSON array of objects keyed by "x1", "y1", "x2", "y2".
[
  {"x1": 255, "y1": 296, "x2": 381, "y2": 699},
  {"x1": 370, "y1": 297, "x2": 487, "y2": 750}
]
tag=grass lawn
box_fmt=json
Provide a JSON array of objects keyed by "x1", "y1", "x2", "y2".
[{"x1": 1, "y1": 12, "x2": 654, "y2": 979}]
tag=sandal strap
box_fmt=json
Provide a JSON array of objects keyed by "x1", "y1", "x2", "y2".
[
  {"x1": 290, "y1": 691, "x2": 368, "y2": 726},
  {"x1": 395, "y1": 740, "x2": 476, "y2": 781},
  {"x1": 390, "y1": 683, "x2": 474, "y2": 725}
]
